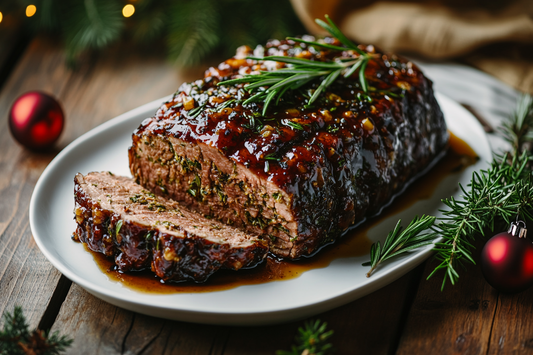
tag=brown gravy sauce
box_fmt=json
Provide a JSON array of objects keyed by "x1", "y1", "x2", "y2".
[{"x1": 89, "y1": 132, "x2": 478, "y2": 293}]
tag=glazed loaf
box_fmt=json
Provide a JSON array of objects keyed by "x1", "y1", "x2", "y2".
[{"x1": 129, "y1": 38, "x2": 448, "y2": 259}]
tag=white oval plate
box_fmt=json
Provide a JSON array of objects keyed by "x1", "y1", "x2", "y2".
[{"x1": 30, "y1": 93, "x2": 491, "y2": 325}]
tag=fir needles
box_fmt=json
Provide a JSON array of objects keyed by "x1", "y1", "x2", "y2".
[
  {"x1": 0, "y1": 306, "x2": 72, "y2": 355},
  {"x1": 277, "y1": 319, "x2": 334, "y2": 355},
  {"x1": 364, "y1": 94, "x2": 533, "y2": 290}
]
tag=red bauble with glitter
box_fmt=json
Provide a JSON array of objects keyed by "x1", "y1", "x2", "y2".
[
  {"x1": 481, "y1": 221, "x2": 533, "y2": 293},
  {"x1": 8, "y1": 91, "x2": 64, "y2": 150}
]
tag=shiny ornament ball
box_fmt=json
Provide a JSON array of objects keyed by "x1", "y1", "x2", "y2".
[
  {"x1": 8, "y1": 91, "x2": 64, "y2": 150},
  {"x1": 481, "y1": 231, "x2": 533, "y2": 293}
]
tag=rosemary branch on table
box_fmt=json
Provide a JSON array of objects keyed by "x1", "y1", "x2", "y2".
[
  {"x1": 276, "y1": 319, "x2": 334, "y2": 355},
  {"x1": 363, "y1": 215, "x2": 436, "y2": 277},
  {"x1": 218, "y1": 15, "x2": 373, "y2": 116},
  {"x1": 364, "y1": 94, "x2": 533, "y2": 289},
  {"x1": 0, "y1": 306, "x2": 72, "y2": 355}
]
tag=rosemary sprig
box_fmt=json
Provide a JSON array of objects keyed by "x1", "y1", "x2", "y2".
[
  {"x1": 283, "y1": 119, "x2": 307, "y2": 130},
  {"x1": 429, "y1": 151, "x2": 533, "y2": 289},
  {"x1": 0, "y1": 306, "x2": 73, "y2": 355},
  {"x1": 188, "y1": 102, "x2": 208, "y2": 119},
  {"x1": 501, "y1": 93, "x2": 533, "y2": 154},
  {"x1": 218, "y1": 15, "x2": 372, "y2": 116},
  {"x1": 363, "y1": 215, "x2": 436, "y2": 277},
  {"x1": 363, "y1": 94, "x2": 533, "y2": 290},
  {"x1": 215, "y1": 98, "x2": 235, "y2": 112},
  {"x1": 276, "y1": 319, "x2": 334, "y2": 355}
]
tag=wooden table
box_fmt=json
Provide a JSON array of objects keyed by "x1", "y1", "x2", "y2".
[{"x1": 2, "y1": 34, "x2": 533, "y2": 355}]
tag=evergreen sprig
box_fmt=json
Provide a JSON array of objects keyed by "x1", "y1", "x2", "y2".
[
  {"x1": 501, "y1": 93, "x2": 533, "y2": 154},
  {"x1": 430, "y1": 150, "x2": 533, "y2": 289},
  {"x1": 363, "y1": 215, "x2": 436, "y2": 277},
  {"x1": 218, "y1": 15, "x2": 373, "y2": 115},
  {"x1": 0, "y1": 306, "x2": 73, "y2": 355},
  {"x1": 5, "y1": 0, "x2": 305, "y2": 66},
  {"x1": 364, "y1": 94, "x2": 533, "y2": 289},
  {"x1": 276, "y1": 319, "x2": 334, "y2": 355}
]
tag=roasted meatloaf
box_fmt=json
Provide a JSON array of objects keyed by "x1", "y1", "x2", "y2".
[
  {"x1": 129, "y1": 38, "x2": 448, "y2": 259},
  {"x1": 73, "y1": 172, "x2": 268, "y2": 282}
]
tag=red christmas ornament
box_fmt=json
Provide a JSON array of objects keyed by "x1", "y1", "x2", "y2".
[
  {"x1": 8, "y1": 91, "x2": 64, "y2": 150},
  {"x1": 481, "y1": 221, "x2": 533, "y2": 293}
]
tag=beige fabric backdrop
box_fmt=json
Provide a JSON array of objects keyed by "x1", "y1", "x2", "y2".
[{"x1": 290, "y1": 0, "x2": 533, "y2": 94}]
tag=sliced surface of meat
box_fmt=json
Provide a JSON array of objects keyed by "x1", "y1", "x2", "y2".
[
  {"x1": 73, "y1": 172, "x2": 268, "y2": 283},
  {"x1": 129, "y1": 38, "x2": 448, "y2": 259}
]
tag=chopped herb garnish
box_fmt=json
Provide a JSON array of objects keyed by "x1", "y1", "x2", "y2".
[
  {"x1": 327, "y1": 125, "x2": 340, "y2": 133},
  {"x1": 187, "y1": 175, "x2": 202, "y2": 200},
  {"x1": 264, "y1": 153, "x2": 281, "y2": 161},
  {"x1": 145, "y1": 230, "x2": 154, "y2": 241},
  {"x1": 283, "y1": 119, "x2": 307, "y2": 130},
  {"x1": 115, "y1": 220, "x2": 123, "y2": 237}
]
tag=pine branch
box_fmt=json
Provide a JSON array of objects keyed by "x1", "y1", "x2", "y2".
[
  {"x1": 130, "y1": 0, "x2": 167, "y2": 43},
  {"x1": 501, "y1": 93, "x2": 533, "y2": 154},
  {"x1": 166, "y1": 0, "x2": 220, "y2": 67},
  {"x1": 10, "y1": 0, "x2": 306, "y2": 67},
  {"x1": 276, "y1": 319, "x2": 334, "y2": 355},
  {"x1": 364, "y1": 94, "x2": 533, "y2": 290},
  {"x1": 429, "y1": 152, "x2": 533, "y2": 289},
  {"x1": 63, "y1": 0, "x2": 124, "y2": 60},
  {"x1": 0, "y1": 306, "x2": 73, "y2": 355},
  {"x1": 30, "y1": 0, "x2": 61, "y2": 31}
]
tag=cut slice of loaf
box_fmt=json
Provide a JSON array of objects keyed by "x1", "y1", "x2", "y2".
[{"x1": 73, "y1": 171, "x2": 268, "y2": 283}]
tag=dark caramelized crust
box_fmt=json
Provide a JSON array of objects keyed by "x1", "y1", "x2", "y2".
[
  {"x1": 73, "y1": 172, "x2": 268, "y2": 282},
  {"x1": 129, "y1": 38, "x2": 448, "y2": 259}
]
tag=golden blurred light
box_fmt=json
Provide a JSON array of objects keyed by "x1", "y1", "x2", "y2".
[
  {"x1": 26, "y1": 5, "x2": 37, "y2": 17},
  {"x1": 0, "y1": 12, "x2": 3, "y2": 23},
  {"x1": 122, "y1": 4, "x2": 135, "y2": 18}
]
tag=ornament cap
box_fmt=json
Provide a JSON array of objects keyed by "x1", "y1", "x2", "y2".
[{"x1": 508, "y1": 220, "x2": 527, "y2": 238}]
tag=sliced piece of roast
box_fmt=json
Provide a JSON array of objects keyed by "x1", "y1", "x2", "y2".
[{"x1": 73, "y1": 172, "x2": 268, "y2": 283}]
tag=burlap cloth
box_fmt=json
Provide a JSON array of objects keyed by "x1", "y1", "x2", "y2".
[{"x1": 290, "y1": 0, "x2": 533, "y2": 94}]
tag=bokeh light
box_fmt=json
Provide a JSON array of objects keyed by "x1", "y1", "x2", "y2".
[
  {"x1": 122, "y1": 4, "x2": 135, "y2": 18},
  {"x1": 26, "y1": 5, "x2": 37, "y2": 17},
  {"x1": 0, "y1": 12, "x2": 3, "y2": 23}
]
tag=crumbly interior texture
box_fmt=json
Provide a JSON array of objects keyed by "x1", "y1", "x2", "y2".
[
  {"x1": 129, "y1": 38, "x2": 448, "y2": 259},
  {"x1": 129, "y1": 134, "x2": 297, "y2": 256},
  {"x1": 73, "y1": 172, "x2": 268, "y2": 282}
]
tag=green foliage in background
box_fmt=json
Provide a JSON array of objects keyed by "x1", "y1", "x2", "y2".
[{"x1": 0, "y1": 0, "x2": 306, "y2": 66}]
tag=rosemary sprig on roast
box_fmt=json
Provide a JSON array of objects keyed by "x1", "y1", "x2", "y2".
[
  {"x1": 364, "y1": 94, "x2": 533, "y2": 289},
  {"x1": 218, "y1": 15, "x2": 373, "y2": 115}
]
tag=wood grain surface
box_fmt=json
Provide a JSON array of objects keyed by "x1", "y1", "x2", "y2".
[
  {"x1": 1, "y1": 34, "x2": 533, "y2": 354},
  {"x1": 396, "y1": 240, "x2": 498, "y2": 354}
]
